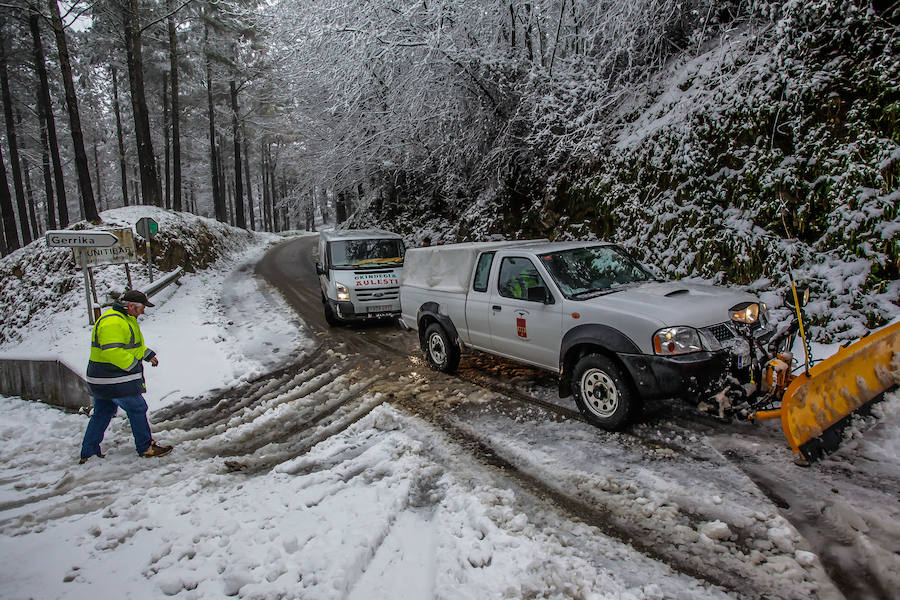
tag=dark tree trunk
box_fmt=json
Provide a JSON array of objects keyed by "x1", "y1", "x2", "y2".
[
  {"x1": 227, "y1": 172, "x2": 235, "y2": 227},
  {"x1": 123, "y1": 0, "x2": 161, "y2": 207},
  {"x1": 229, "y1": 79, "x2": 246, "y2": 228},
  {"x1": 48, "y1": 0, "x2": 100, "y2": 222},
  {"x1": 241, "y1": 121, "x2": 254, "y2": 230},
  {"x1": 30, "y1": 10, "x2": 67, "y2": 228},
  {"x1": 205, "y1": 23, "x2": 224, "y2": 222},
  {"x1": 0, "y1": 143, "x2": 18, "y2": 252},
  {"x1": 93, "y1": 141, "x2": 104, "y2": 211},
  {"x1": 0, "y1": 31, "x2": 32, "y2": 244},
  {"x1": 163, "y1": 71, "x2": 170, "y2": 209},
  {"x1": 17, "y1": 110, "x2": 40, "y2": 237},
  {"x1": 131, "y1": 164, "x2": 139, "y2": 205},
  {"x1": 268, "y1": 151, "x2": 278, "y2": 232},
  {"x1": 217, "y1": 135, "x2": 227, "y2": 223},
  {"x1": 167, "y1": 4, "x2": 182, "y2": 211},
  {"x1": 261, "y1": 141, "x2": 269, "y2": 232},
  {"x1": 111, "y1": 67, "x2": 129, "y2": 207},
  {"x1": 38, "y1": 109, "x2": 56, "y2": 229}
]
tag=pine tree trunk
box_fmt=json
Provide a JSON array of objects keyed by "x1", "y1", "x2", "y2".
[
  {"x1": 269, "y1": 154, "x2": 278, "y2": 232},
  {"x1": 167, "y1": 5, "x2": 182, "y2": 212},
  {"x1": 261, "y1": 141, "x2": 270, "y2": 232},
  {"x1": 163, "y1": 71, "x2": 171, "y2": 210},
  {"x1": 93, "y1": 141, "x2": 104, "y2": 212},
  {"x1": 0, "y1": 32, "x2": 32, "y2": 244},
  {"x1": 48, "y1": 0, "x2": 99, "y2": 222},
  {"x1": 123, "y1": 0, "x2": 161, "y2": 207},
  {"x1": 30, "y1": 11, "x2": 68, "y2": 228},
  {"x1": 241, "y1": 121, "x2": 255, "y2": 230},
  {"x1": 205, "y1": 22, "x2": 224, "y2": 222},
  {"x1": 230, "y1": 79, "x2": 246, "y2": 228},
  {"x1": 38, "y1": 111, "x2": 56, "y2": 229},
  {"x1": 16, "y1": 110, "x2": 41, "y2": 236},
  {"x1": 0, "y1": 144, "x2": 18, "y2": 252},
  {"x1": 111, "y1": 67, "x2": 129, "y2": 207},
  {"x1": 217, "y1": 135, "x2": 228, "y2": 223}
]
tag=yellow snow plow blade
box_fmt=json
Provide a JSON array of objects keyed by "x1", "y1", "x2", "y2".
[{"x1": 781, "y1": 321, "x2": 900, "y2": 462}]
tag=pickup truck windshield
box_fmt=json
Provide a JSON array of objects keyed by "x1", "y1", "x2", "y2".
[
  {"x1": 329, "y1": 239, "x2": 405, "y2": 269},
  {"x1": 538, "y1": 246, "x2": 655, "y2": 298}
]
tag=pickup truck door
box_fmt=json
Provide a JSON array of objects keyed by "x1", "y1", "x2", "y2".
[
  {"x1": 488, "y1": 256, "x2": 563, "y2": 371},
  {"x1": 464, "y1": 251, "x2": 497, "y2": 349}
]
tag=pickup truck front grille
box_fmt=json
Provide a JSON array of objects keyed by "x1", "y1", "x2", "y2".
[
  {"x1": 355, "y1": 286, "x2": 399, "y2": 302},
  {"x1": 707, "y1": 322, "x2": 736, "y2": 342},
  {"x1": 706, "y1": 320, "x2": 762, "y2": 342}
]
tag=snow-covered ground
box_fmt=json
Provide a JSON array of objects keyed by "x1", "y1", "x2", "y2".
[{"x1": 0, "y1": 209, "x2": 897, "y2": 599}]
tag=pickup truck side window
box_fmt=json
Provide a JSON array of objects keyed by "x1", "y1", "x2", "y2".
[
  {"x1": 498, "y1": 257, "x2": 548, "y2": 301},
  {"x1": 472, "y1": 252, "x2": 495, "y2": 292}
]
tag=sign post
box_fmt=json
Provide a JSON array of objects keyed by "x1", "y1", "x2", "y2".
[
  {"x1": 134, "y1": 217, "x2": 159, "y2": 283},
  {"x1": 46, "y1": 230, "x2": 121, "y2": 325}
]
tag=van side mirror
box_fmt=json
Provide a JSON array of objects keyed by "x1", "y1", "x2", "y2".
[
  {"x1": 315, "y1": 262, "x2": 326, "y2": 276},
  {"x1": 527, "y1": 285, "x2": 550, "y2": 304}
]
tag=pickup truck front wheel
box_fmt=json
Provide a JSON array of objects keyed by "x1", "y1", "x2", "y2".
[
  {"x1": 424, "y1": 323, "x2": 460, "y2": 373},
  {"x1": 572, "y1": 354, "x2": 633, "y2": 431}
]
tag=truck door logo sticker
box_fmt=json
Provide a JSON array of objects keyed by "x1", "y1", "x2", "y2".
[{"x1": 516, "y1": 318, "x2": 527, "y2": 338}]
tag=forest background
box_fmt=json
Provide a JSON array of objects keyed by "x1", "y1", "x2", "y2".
[{"x1": 0, "y1": 0, "x2": 897, "y2": 342}]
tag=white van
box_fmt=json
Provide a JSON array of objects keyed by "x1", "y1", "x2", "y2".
[{"x1": 315, "y1": 229, "x2": 406, "y2": 325}]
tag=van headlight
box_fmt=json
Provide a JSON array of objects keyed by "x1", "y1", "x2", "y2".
[
  {"x1": 653, "y1": 327, "x2": 702, "y2": 355},
  {"x1": 336, "y1": 283, "x2": 351, "y2": 301},
  {"x1": 730, "y1": 302, "x2": 760, "y2": 324}
]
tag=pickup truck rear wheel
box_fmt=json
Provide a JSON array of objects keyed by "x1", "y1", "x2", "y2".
[
  {"x1": 424, "y1": 323, "x2": 460, "y2": 373},
  {"x1": 572, "y1": 354, "x2": 633, "y2": 431}
]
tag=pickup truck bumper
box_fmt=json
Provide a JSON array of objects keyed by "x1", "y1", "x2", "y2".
[
  {"x1": 618, "y1": 350, "x2": 739, "y2": 401},
  {"x1": 327, "y1": 298, "x2": 400, "y2": 321}
]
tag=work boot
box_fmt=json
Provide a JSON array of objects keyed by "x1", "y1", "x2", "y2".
[
  {"x1": 141, "y1": 441, "x2": 174, "y2": 458},
  {"x1": 79, "y1": 452, "x2": 105, "y2": 465}
]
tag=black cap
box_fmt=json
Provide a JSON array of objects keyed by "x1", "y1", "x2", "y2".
[{"x1": 120, "y1": 290, "x2": 155, "y2": 307}]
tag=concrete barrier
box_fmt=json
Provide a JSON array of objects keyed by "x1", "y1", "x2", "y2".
[{"x1": 0, "y1": 357, "x2": 90, "y2": 411}]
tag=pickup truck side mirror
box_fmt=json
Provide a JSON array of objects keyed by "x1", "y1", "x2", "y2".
[
  {"x1": 527, "y1": 285, "x2": 550, "y2": 304},
  {"x1": 315, "y1": 262, "x2": 326, "y2": 276}
]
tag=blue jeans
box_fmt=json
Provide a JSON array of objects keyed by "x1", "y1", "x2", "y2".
[{"x1": 80, "y1": 395, "x2": 152, "y2": 458}]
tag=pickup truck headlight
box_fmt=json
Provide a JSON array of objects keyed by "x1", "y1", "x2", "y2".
[
  {"x1": 653, "y1": 327, "x2": 703, "y2": 355},
  {"x1": 336, "y1": 283, "x2": 351, "y2": 301},
  {"x1": 730, "y1": 302, "x2": 760, "y2": 324}
]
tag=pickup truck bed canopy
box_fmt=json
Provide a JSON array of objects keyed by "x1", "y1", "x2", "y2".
[{"x1": 402, "y1": 240, "x2": 546, "y2": 293}]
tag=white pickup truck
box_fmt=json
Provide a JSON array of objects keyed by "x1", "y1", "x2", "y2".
[{"x1": 400, "y1": 240, "x2": 779, "y2": 430}]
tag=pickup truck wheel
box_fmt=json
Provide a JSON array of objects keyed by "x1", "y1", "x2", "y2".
[
  {"x1": 572, "y1": 354, "x2": 632, "y2": 431},
  {"x1": 424, "y1": 323, "x2": 460, "y2": 373}
]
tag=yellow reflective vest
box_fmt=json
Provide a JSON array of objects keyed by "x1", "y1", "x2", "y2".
[{"x1": 85, "y1": 304, "x2": 155, "y2": 399}]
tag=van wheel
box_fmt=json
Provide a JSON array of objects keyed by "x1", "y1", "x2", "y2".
[
  {"x1": 424, "y1": 323, "x2": 460, "y2": 373},
  {"x1": 572, "y1": 354, "x2": 633, "y2": 431},
  {"x1": 322, "y1": 295, "x2": 338, "y2": 327}
]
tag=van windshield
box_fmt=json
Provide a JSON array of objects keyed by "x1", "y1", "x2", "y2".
[
  {"x1": 328, "y1": 239, "x2": 405, "y2": 269},
  {"x1": 538, "y1": 245, "x2": 656, "y2": 298}
]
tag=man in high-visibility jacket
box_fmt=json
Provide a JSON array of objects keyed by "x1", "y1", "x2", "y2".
[{"x1": 80, "y1": 290, "x2": 173, "y2": 463}]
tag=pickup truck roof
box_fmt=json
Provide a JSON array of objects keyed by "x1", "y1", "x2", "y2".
[
  {"x1": 402, "y1": 239, "x2": 548, "y2": 293},
  {"x1": 320, "y1": 229, "x2": 402, "y2": 242}
]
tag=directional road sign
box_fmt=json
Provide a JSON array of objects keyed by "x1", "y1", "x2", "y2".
[
  {"x1": 45, "y1": 230, "x2": 119, "y2": 248},
  {"x1": 135, "y1": 217, "x2": 159, "y2": 239},
  {"x1": 76, "y1": 228, "x2": 138, "y2": 267}
]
